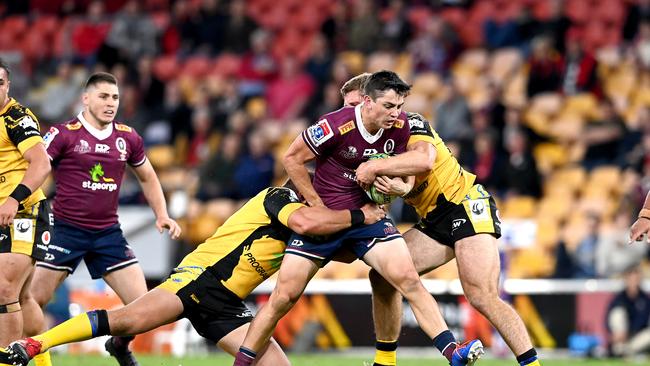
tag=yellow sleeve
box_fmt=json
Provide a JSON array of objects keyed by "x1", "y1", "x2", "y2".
[
  {"x1": 17, "y1": 135, "x2": 43, "y2": 155},
  {"x1": 277, "y1": 202, "x2": 305, "y2": 227}
]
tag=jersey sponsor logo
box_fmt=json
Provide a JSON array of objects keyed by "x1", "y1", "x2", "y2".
[
  {"x1": 408, "y1": 116, "x2": 424, "y2": 129},
  {"x1": 339, "y1": 146, "x2": 358, "y2": 159},
  {"x1": 0, "y1": 175, "x2": 5, "y2": 183},
  {"x1": 343, "y1": 171, "x2": 356, "y2": 181},
  {"x1": 383, "y1": 221, "x2": 397, "y2": 235},
  {"x1": 65, "y1": 121, "x2": 82, "y2": 130},
  {"x1": 13, "y1": 219, "x2": 33, "y2": 242},
  {"x1": 115, "y1": 123, "x2": 132, "y2": 132},
  {"x1": 95, "y1": 143, "x2": 110, "y2": 153},
  {"x1": 18, "y1": 115, "x2": 38, "y2": 130},
  {"x1": 338, "y1": 120, "x2": 356, "y2": 135},
  {"x1": 41, "y1": 231, "x2": 50, "y2": 245},
  {"x1": 74, "y1": 139, "x2": 91, "y2": 153},
  {"x1": 306, "y1": 119, "x2": 334, "y2": 147},
  {"x1": 82, "y1": 163, "x2": 118, "y2": 191},
  {"x1": 44, "y1": 253, "x2": 55, "y2": 261},
  {"x1": 0, "y1": 233, "x2": 7, "y2": 242},
  {"x1": 236, "y1": 309, "x2": 254, "y2": 318},
  {"x1": 451, "y1": 218, "x2": 466, "y2": 233},
  {"x1": 384, "y1": 139, "x2": 395, "y2": 154},
  {"x1": 469, "y1": 199, "x2": 490, "y2": 222},
  {"x1": 393, "y1": 119, "x2": 404, "y2": 128},
  {"x1": 290, "y1": 239, "x2": 303, "y2": 247},
  {"x1": 363, "y1": 148, "x2": 378, "y2": 157},
  {"x1": 43, "y1": 127, "x2": 59, "y2": 149},
  {"x1": 47, "y1": 244, "x2": 71, "y2": 254},
  {"x1": 244, "y1": 252, "x2": 272, "y2": 280}
]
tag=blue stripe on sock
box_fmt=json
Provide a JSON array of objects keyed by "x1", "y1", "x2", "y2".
[
  {"x1": 239, "y1": 346, "x2": 257, "y2": 359},
  {"x1": 87, "y1": 311, "x2": 99, "y2": 337},
  {"x1": 519, "y1": 356, "x2": 538, "y2": 366}
]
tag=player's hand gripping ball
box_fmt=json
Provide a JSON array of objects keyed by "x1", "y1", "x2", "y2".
[{"x1": 365, "y1": 153, "x2": 396, "y2": 205}]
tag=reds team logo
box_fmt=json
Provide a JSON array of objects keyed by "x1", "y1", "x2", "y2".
[{"x1": 116, "y1": 137, "x2": 127, "y2": 161}]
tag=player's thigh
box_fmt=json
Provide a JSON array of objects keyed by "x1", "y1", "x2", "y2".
[
  {"x1": 454, "y1": 233, "x2": 500, "y2": 294},
  {"x1": 28, "y1": 266, "x2": 67, "y2": 307},
  {"x1": 274, "y1": 254, "x2": 319, "y2": 301},
  {"x1": 109, "y1": 288, "x2": 183, "y2": 334},
  {"x1": 218, "y1": 323, "x2": 291, "y2": 366},
  {"x1": 0, "y1": 253, "x2": 34, "y2": 290},
  {"x1": 403, "y1": 228, "x2": 455, "y2": 275},
  {"x1": 103, "y1": 263, "x2": 148, "y2": 304},
  {"x1": 362, "y1": 238, "x2": 420, "y2": 289}
]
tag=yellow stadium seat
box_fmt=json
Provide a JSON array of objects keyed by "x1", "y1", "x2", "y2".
[
  {"x1": 501, "y1": 196, "x2": 537, "y2": 219},
  {"x1": 489, "y1": 47, "x2": 523, "y2": 84},
  {"x1": 550, "y1": 166, "x2": 587, "y2": 191},
  {"x1": 411, "y1": 72, "x2": 443, "y2": 99},
  {"x1": 589, "y1": 165, "x2": 621, "y2": 189},
  {"x1": 457, "y1": 48, "x2": 489, "y2": 73},
  {"x1": 533, "y1": 143, "x2": 569, "y2": 174},
  {"x1": 537, "y1": 196, "x2": 573, "y2": 222},
  {"x1": 535, "y1": 219, "x2": 560, "y2": 249},
  {"x1": 528, "y1": 93, "x2": 563, "y2": 116},
  {"x1": 338, "y1": 51, "x2": 366, "y2": 76},
  {"x1": 508, "y1": 247, "x2": 555, "y2": 278},
  {"x1": 147, "y1": 145, "x2": 175, "y2": 170},
  {"x1": 562, "y1": 93, "x2": 599, "y2": 118}
]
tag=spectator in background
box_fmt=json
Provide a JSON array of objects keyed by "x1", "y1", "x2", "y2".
[
  {"x1": 195, "y1": 132, "x2": 241, "y2": 201},
  {"x1": 160, "y1": 80, "x2": 193, "y2": 144},
  {"x1": 305, "y1": 34, "x2": 334, "y2": 94},
  {"x1": 194, "y1": 0, "x2": 226, "y2": 55},
  {"x1": 99, "y1": 0, "x2": 158, "y2": 67},
  {"x1": 560, "y1": 28, "x2": 600, "y2": 97},
  {"x1": 434, "y1": 80, "x2": 472, "y2": 143},
  {"x1": 501, "y1": 128, "x2": 541, "y2": 197},
  {"x1": 186, "y1": 107, "x2": 218, "y2": 167},
  {"x1": 554, "y1": 213, "x2": 600, "y2": 278},
  {"x1": 623, "y1": 0, "x2": 650, "y2": 43},
  {"x1": 265, "y1": 56, "x2": 315, "y2": 120},
  {"x1": 233, "y1": 129, "x2": 275, "y2": 199},
  {"x1": 347, "y1": 0, "x2": 381, "y2": 53},
  {"x1": 483, "y1": 9, "x2": 520, "y2": 50},
  {"x1": 409, "y1": 16, "x2": 459, "y2": 75},
  {"x1": 581, "y1": 98, "x2": 626, "y2": 170},
  {"x1": 606, "y1": 265, "x2": 650, "y2": 357},
  {"x1": 27, "y1": 60, "x2": 86, "y2": 123},
  {"x1": 70, "y1": 0, "x2": 111, "y2": 67},
  {"x1": 222, "y1": 0, "x2": 257, "y2": 54},
  {"x1": 380, "y1": 0, "x2": 412, "y2": 52},
  {"x1": 526, "y1": 36, "x2": 563, "y2": 97},
  {"x1": 471, "y1": 130, "x2": 502, "y2": 194},
  {"x1": 238, "y1": 28, "x2": 278, "y2": 97},
  {"x1": 321, "y1": 1, "x2": 349, "y2": 53},
  {"x1": 596, "y1": 210, "x2": 648, "y2": 278},
  {"x1": 634, "y1": 21, "x2": 650, "y2": 70},
  {"x1": 541, "y1": 0, "x2": 572, "y2": 53},
  {"x1": 131, "y1": 55, "x2": 165, "y2": 112}
]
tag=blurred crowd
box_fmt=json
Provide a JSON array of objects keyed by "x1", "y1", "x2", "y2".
[{"x1": 2, "y1": 0, "x2": 650, "y2": 279}]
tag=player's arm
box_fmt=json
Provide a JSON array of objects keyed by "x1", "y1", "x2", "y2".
[
  {"x1": 131, "y1": 159, "x2": 181, "y2": 239},
  {"x1": 287, "y1": 203, "x2": 385, "y2": 235},
  {"x1": 630, "y1": 191, "x2": 650, "y2": 243},
  {"x1": 373, "y1": 175, "x2": 415, "y2": 197},
  {"x1": 283, "y1": 135, "x2": 323, "y2": 207},
  {"x1": 356, "y1": 140, "x2": 436, "y2": 185}
]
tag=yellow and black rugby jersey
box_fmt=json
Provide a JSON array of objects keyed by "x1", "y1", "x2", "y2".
[
  {"x1": 176, "y1": 187, "x2": 304, "y2": 299},
  {"x1": 404, "y1": 113, "x2": 476, "y2": 217},
  {"x1": 0, "y1": 98, "x2": 46, "y2": 208}
]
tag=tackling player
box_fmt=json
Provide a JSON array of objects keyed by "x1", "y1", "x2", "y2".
[
  {"x1": 233, "y1": 71, "x2": 483, "y2": 366},
  {"x1": 344, "y1": 75, "x2": 541, "y2": 366},
  {"x1": 19, "y1": 72, "x2": 181, "y2": 366},
  {"x1": 0, "y1": 183, "x2": 385, "y2": 366},
  {"x1": 0, "y1": 58, "x2": 51, "y2": 353}
]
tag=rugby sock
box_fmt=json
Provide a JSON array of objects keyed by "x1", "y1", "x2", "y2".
[
  {"x1": 373, "y1": 340, "x2": 398, "y2": 366},
  {"x1": 233, "y1": 346, "x2": 256, "y2": 366},
  {"x1": 432, "y1": 330, "x2": 457, "y2": 362},
  {"x1": 34, "y1": 310, "x2": 110, "y2": 351},
  {"x1": 517, "y1": 348, "x2": 540, "y2": 366},
  {"x1": 33, "y1": 351, "x2": 52, "y2": 366}
]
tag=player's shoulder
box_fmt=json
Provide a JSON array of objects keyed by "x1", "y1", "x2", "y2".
[
  {"x1": 112, "y1": 121, "x2": 142, "y2": 141},
  {"x1": 60, "y1": 117, "x2": 82, "y2": 131},
  {"x1": 114, "y1": 122, "x2": 134, "y2": 133},
  {"x1": 320, "y1": 106, "x2": 356, "y2": 128}
]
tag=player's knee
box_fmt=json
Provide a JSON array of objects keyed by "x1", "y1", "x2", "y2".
[
  {"x1": 0, "y1": 280, "x2": 20, "y2": 302},
  {"x1": 464, "y1": 286, "x2": 498, "y2": 311},
  {"x1": 271, "y1": 287, "x2": 301, "y2": 312},
  {"x1": 369, "y1": 269, "x2": 396, "y2": 294},
  {"x1": 388, "y1": 270, "x2": 422, "y2": 296}
]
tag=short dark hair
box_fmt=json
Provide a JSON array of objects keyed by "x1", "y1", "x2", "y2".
[
  {"x1": 363, "y1": 70, "x2": 410, "y2": 100},
  {"x1": 0, "y1": 57, "x2": 10, "y2": 78},
  {"x1": 84, "y1": 72, "x2": 118, "y2": 90},
  {"x1": 340, "y1": 73, "x2": 371, "y2": 98}
]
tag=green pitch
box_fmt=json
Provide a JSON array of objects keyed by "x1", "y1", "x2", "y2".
[{"x1": 51, "y1": 354, "x2": 634, "y2": 366}]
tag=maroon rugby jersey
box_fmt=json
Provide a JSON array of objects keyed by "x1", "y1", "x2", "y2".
[
  {"x1": 44, "y1": 112, "x2": 146, "y2": 229},
  {"x1": 302, "y1": 105, "x2": 410, "y2": 209}
]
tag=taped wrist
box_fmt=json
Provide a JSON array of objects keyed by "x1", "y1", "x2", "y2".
[
  {"x1": 350, "y1": 209, "x2": 365, "y2": 226},
  {"x1": 9, "y1": 184, "x2": 31, "y2": 203},
  {"x1": 0, "y1": 301, "x2": 21, "y2": 313}
]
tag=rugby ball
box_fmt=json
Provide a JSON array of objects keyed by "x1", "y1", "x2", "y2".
[{"x1": 364, "y1": 153, "x2": 396, "y2": 205}]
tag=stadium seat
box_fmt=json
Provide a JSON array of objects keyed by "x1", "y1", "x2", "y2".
[
  {"x1": 181, "y1": 56, "x2": 212, "y2": 79},
  {"x1": 147, "y1": 145, "x2": 175, "y2": 171},
  {"x1": 588, "y1": 165, "x2": 621, "y2": 190},
  {"x1": 411, "y1": 72, "x2": 443, "y2": 100},
  {"x1": 153, "y1": 55, "x2": 180, "y2": 82},
  {"x1": 501, "y1": 196, "x2": 537, "y2": 219},
  {"x1": 533, "y1": 143, "x2": 569, "y2": 174},
  {"x1": 337, "y1": 51, "x2": 366, "y2": 76},
  {"x1": 488, "y1": 48, "x2": 523, "y2": 85},
  {"x1": 457, "y1": 48, "x2": 489, "y2": 73},
  {"x1": 562, "y1": 94, "x2": 599, "y2": 119}
]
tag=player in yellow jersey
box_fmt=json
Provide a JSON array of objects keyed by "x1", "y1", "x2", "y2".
[
  {"x1": 0, "y1": 58, "x2": 51, "y2": 353},
  {"x1": 343, "y1": 74, "x2": 541, "y2": 366},
  {"x1": 0, "y1": 183, "x2": 385, "y2": 366}
]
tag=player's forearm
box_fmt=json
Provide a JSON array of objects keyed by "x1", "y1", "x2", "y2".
[
  {"x1": 290, "y1": 207, "x2": 361, "y2": 235},
  {"x1": 284, "y1": 160, "x2": 322, "y2": 206},
  {"x1": 639, "y1": 191, "x2": 650, "y2": 219},
  {"x1": 139, "y1": 176, "x2": 170, "y2": 220},
  {"x1": 372, "y1": 150, "x2": 433, "y2": 177},
  {"x1": 20, "y1": 145, "x2": 51, "y2": 192}
]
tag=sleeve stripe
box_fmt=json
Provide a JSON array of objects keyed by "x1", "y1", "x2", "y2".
[
  {"x1": 16, "y1": 136, "x2": 43, "y2": 155},
  {"x1": 301, "y1": 131, "x2": 321, "y2": 156},
  {"x1": 277, "y1": 202, "x2": 304, "y2": 227},
  {"x1": 130, "y1": 156, "x2": 147, "y2": 167}
]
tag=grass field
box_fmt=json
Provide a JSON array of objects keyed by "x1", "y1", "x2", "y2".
[{"x1": 49, "y1": 354, "x2": 639, "y2": 366}]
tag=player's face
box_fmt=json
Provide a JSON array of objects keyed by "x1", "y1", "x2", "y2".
[
  {"x1": 83, "y1": 82, "x2": 119, "y2": 126},
  {"x1": 343, "y1": 90, "x2": 363, "y2": 107},
  {"x1": 0, "y1": 68, "x2": 10, "y2": 107},
  {"x1": 364, "y1": 89, "x2": 404, "y2": 130}
]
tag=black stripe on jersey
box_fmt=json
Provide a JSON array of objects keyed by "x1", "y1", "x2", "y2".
[
  {"x1": 3, "y1": 106, "x2": 40, "y2": 147},
  {"x1": 406, "y1": 112, "x2": 434, "y2": 138},
  {"x1": 206, "y1": 224, "x2": 290, "y2": 283},
  {"x1": 264, "y1": 187, "x2": 300, "y2": 221}
]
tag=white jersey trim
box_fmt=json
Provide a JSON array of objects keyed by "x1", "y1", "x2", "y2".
[
  {"x1": 354, "y1": 103, "x2": 384, "y2": 144},
  {"x1": 77, "y1": 111, "x2": 114, "y2": 141}
]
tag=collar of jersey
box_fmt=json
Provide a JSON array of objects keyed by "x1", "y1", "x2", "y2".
[
  {"x1": 0, "y1": 98, "x2": 16, "y2": 115},
  {"x1": 355, "y1": 103, "x2": 384, "y2": 144},
  {"x1": 77, "y1": 111, "x2": 113, "y2": 140}
]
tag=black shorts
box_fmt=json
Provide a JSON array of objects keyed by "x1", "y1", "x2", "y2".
[
  {"x1": 158, "y1": 266, "x2": 253, "y2": 343},
  {"x1": 414, "y1": 184, "x2": 501, "y2": 248},
  {"x1": 0, "y1": 199, "x2": 51, "y2": 261}
]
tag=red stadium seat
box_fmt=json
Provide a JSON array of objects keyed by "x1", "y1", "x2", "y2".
[
  {"x1": 1, "y1": 15, "x2": 28, "y2": 39},
  {"x1": 407, "y1": 6, "x2": 432, "y2": 32},
  {"x1": 153, "y1": 55, "x2": 180, "y2": 82},
  {"x1": 32, "y1": 15, "x2": 60, "y2": 40},
  {"x1": 565, "y1": 0, "x2": 590, "y2": 24},
  {"x1": 181, "y1": 56, "x2": 211, "y2": 79},
  {"x1": 210, "y1": 53, "x2": 242, "y2": 78}
]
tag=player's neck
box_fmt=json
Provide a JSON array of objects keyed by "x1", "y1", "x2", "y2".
[
  {"x1": 0, "y1": 96, "x2": 10, "y2": 111},
  {"x1": 360, "y1": 108, "x2": 380, "y2": 134},
  {"x1": 81, "y1": 111, "x2": 111, "y2": 131}
]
